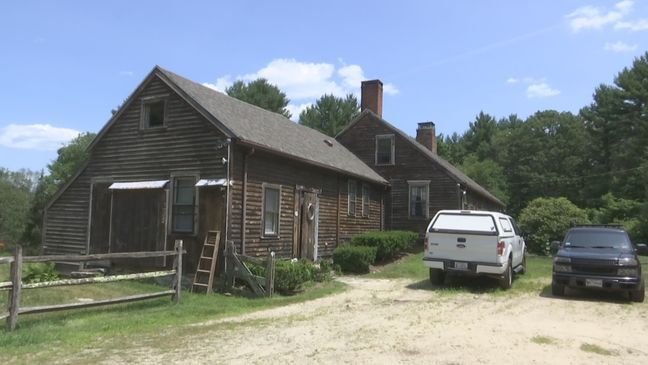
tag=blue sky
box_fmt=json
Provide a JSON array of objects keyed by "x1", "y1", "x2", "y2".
[{"x1": 1, "y1": 0, "x2": 647, "y2": 171}]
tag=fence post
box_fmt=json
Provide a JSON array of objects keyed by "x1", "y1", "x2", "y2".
[
  {"x1": 173, "y1": 240, "x2": 183, "y2": 304},
  {"x1": 7, "y1": 245, "x2": 23, "y2": 331},
  {"x1": 265, "y1": 251, "x2": 275, "y2": 298}
]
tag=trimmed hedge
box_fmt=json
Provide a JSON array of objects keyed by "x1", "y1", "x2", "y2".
[
  {"x1": 332, "y1": 245, "x2": 377, "y2": 274},
  {"x1": 274, "y1": 259, "x2": 313, "y2": 294},
  {"x1": 350, "y1": 231, "x2": 418, "y2": 261}
]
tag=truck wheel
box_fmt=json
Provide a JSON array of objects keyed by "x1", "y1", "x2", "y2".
[
  {"x1": 629, "y1": 281, "x2": 645, "y2": 303},
  {"x1": 499, "y1": 261, "x2": 512, "y2": 290},
  {"x1": 551, "y1": 281, "x2": 565, "y2": 297},
  {"x1": 520, "y1": 251, "x2": 527, "y2": 275},
  {"x1": 429, "y1": 269, "x2": 445, "y2": 285}
]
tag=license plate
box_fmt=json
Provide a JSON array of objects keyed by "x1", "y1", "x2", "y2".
[
  {"x1": 585, "y1": 279, "x2": 603, "y2": 288},
  {"x1": 454, "y1": 262, "x2": 468, "y2": 270}
]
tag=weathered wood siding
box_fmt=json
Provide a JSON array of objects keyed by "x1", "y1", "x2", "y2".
[
  {"x1": 338, "y1": 113, "x2": 497, "y2": 236},
  {"x1": 229, "y1": 145, "x2": 383, "y2": 259},
  {"x1": 44, "y1": 75, "x2": 229, "y2": 256}
]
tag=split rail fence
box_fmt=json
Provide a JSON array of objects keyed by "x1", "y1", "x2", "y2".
[{"x1": 0, "y1": 240, "x2": 185, "y2": 331}]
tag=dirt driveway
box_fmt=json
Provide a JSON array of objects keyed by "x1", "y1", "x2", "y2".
[{"x1": 96, "y1": 276, "x2": 647, "y2": 365}]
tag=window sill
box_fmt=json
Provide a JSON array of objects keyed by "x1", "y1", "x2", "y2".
[
  {"x1": 375, "y1": 163, "x2": 395, "y2": 167},
  {"x1": 261, "y1": 235, "x2": 280, "y2": 240}
]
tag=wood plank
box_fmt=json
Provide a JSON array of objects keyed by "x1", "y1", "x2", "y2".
[
  {"x1": 19, "y1": 290, "x2": 175, "y2": 315},
  {"x1": 23, "y1": 250, "x2": 183, "y2": 263},
  {"x1": 7, "y1": 245, "x2": 22, "y2": 331},
  {"x1": 0, "y1": 257, "x2": 14, "y2": 264},
  {"x1": 17, "y1": 270, "x2": 175, "y2": 290}
]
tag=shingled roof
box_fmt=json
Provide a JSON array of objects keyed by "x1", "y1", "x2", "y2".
[
  {"x1": 339, "y1": 110, "x2": 504, "y2": 206},
  {"x1": 91, "y1": 66, "x2": 387, "y2": 185}
]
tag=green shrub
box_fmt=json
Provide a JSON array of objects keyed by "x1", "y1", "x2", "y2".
[
  {"x1": 313, "y1": 259, "x2": 335, "y2": 282},
  {"x1": 23, "y1": 262, "x2": 60, "y2": 284},
  {"x1": 350, "y1": 231, "x2": 417, "y2": 261},
  {"x1": 518, "y1": 197, "x2": 589, "y2": 255},
  {"x1": 333, "y1": 245, "x2": 377, "y2": 274},
  {"x1": 274, "y1": 259, "x2": 313, "y2": 294}
]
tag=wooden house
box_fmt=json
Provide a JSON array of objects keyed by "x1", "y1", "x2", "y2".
[
  {"x1": 336, "y1": 80, "x2": 504, "y2": 236},
  {"x1": 42, "y1": 66, "x2": 388, "y2": 270}
]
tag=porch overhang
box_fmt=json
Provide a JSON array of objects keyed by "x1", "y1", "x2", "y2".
[
  {"x1": 108, "y1": 180, "x2": 169, "y2": 190},
  {"x1": 195, "y1": 178, "x2": 228, "y2": 187}
]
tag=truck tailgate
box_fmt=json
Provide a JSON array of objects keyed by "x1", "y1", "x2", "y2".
[{"x1": 427, "y1": 232, "x2": 498, "y2": 264}]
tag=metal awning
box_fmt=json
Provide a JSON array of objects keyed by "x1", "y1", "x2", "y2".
[
  {"x1": 195, "y1": 178, "x2": 227, "y2": 187},
  {"x1": 109, "y1": 180, "x2": 169, "y2": 190}
]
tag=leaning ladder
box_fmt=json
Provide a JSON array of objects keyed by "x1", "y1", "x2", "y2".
[{"x1": 191, "y1": 230, "x2": 221, "y2": 294}]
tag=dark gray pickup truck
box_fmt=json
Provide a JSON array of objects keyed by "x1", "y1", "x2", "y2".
[{"x1": 552, "y1": 225, "x2": 647, "y2": 302}]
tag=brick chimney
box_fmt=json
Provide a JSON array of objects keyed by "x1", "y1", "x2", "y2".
[
  {"x1": 361, "y1": 80, "x2": 383, "y2": 118},
  {"x1": 416, "y1": 122, "x2": 437, "y2": 154}
]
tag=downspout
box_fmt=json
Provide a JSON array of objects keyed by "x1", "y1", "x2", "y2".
[
  {"x1": 241, "y1": 147, "x2": 255, "y2": 255},
  {"x1": 224, "y1": 138, "x2": 232, "y2": 246}
]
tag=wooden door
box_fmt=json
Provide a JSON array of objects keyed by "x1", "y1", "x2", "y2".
[
  {"x1": 89, "y1": 182, "x2": 112, "y2": 253},
  {"x1": 299, "y1": 191, "x2": 318, "y2": 260}
]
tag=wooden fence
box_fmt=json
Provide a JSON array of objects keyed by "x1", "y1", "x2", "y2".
[
  {"x1": 0, "y1": 240, "x2": 185, "y2": 331},
  {"x1": 222, "y1": 241, "x2": 275, "y2": 297}
]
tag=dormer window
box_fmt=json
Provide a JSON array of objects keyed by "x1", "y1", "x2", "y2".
[
  {"x1": 141, "y1": 99, "x2": 166, "y2": 129},
  {"x1": 375, "y1": 134, "x2": 395, "y2": 165}
]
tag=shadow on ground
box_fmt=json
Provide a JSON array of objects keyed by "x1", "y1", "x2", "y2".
[
  {"x1": 405, "y1": 273, "x2": 508, "y2": 294},
  {"x1": 539, "y1": 284, "x2": 635, "y2": 304}
]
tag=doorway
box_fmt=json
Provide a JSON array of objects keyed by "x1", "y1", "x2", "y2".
[{"x1": 293, "y1": 188, "x2": 319, "y2": 260}]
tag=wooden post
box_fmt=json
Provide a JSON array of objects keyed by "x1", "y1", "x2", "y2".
[
  {"x1": 7, "y1": 245, "x2": 23, "y2": 331},
  {"x1": 173, "y1": 240, "x2": 183, "y2": 304},
  {"x1": 265, "y1": 251, "x2": 275, "y2": 298}
]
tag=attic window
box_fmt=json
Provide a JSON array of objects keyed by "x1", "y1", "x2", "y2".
[
  {"x1": 141, "y1": 99, "x2": 166, "y2": 128},
  {"x1": 375, "y1": 134, "x2": 395, "y2": 165}
]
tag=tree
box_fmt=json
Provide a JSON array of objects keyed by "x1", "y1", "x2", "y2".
[
  {"x1": 518, "y1": 197, "x2": 590, "y2": 254},
  {"x1": 22, "y1": 133, "x2": 96, "y2": 249},
  {"x1": 459, "y1": 155, "x2": 508, "y2": 205},
  {"x1": 462, "y1": 111, "x2": 499, "y2": 161},
  {"x1": 226, "y1": 79, "x2": 291, "y2": 118},
  {"x1": 298, "y1": 94, "x2": 359, "y2": 136},
  {"x1": 581, "y1": 51, "x2": 648, "y2": 202},
  {"x1": 0, "y1": 169, "x2": 39, "y2": 247}
]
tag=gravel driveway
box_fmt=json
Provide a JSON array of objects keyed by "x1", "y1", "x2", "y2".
[{"x1": 95, "y1": 276, "x2": 648, "y2": 365}]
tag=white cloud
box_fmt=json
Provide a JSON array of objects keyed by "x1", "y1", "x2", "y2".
[
  {"x1": 0, "y1": 124, "x2": 80, "y2": 150},
  {"x1": 203, "y1": 58, "x2": 399, "y2": 120},
  {"x1": 604, "y1": 41, "x2": 639, "y2": 52},
  {"x1": 615, "y1": 18, "x2": 648, "y2": 31},
  {"x1": 203, "y1": 75, "x2": 233, "y2": 93},
  {"x1": 286, "y1": 103, "x2": 312, "y2": 118},
  {"x1": 526, "y1": 83, "x2": 561, "y2": 98},
  {"x1": 506, "y1": 77, "x2": 519, "y2": 84},
  {"x1": 566, "y1": 0, "x2": 648, "y2": 32}
]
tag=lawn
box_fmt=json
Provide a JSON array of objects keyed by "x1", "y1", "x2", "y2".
[
  {"x1": 367, "y1": 252, "x2": 648, "y2": 297},
  {"x1": 0, "y1": 259, "x2": 345, "y2": 364}
]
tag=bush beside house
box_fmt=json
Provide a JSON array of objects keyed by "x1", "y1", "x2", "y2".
[{"x1": 333, "y1": 231, "x2": 418, "y2": 274}]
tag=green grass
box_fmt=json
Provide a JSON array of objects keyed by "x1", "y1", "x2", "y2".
[
  {"x1": 580, "y1": 343, "x2": 618, "y2": 356},
  {"x1": 531, "y1": 335, "x2": 557, "y2": 345},
  {"x1": 368, "y1": 252, "x2": 553, "y2": 296},
  {"x1": 0, "y1": 278, "x2": 345, "y2": 363}
]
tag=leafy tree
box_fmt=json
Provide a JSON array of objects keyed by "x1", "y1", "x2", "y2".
[
  {"x1": 226, "y1": 79, "x2": 291, "y2": 118},
  {"x1": 462, "y1": 111, "x2": 499, "y2": 161},
  {"x1": 436, "y1": 132, "x2": 465, "y2": 166},
  {"x1": 0, "y1": 169, "x2": 38, "y2": 247},
  {"x1": 22, "y1": 133, "x2": 96, "y2": 249},
  {"x1": 459, "y1": 155, "x2": 508, "y2": 205},
  {"x1": 588, "y1": 193, "x2": 643, "y2": 241},
  {"x1": 518, "y1": 197, "x2": 590, "y2": 254},
  {"x1": 299, "y1": 94, "x2": 359, "y2": 136},
  {"x1": 580, "y1": 51, "x2": 648, "y2": 201},
  {"x1": 501, "y1": 110, "x2": 589, "y2": 215}
]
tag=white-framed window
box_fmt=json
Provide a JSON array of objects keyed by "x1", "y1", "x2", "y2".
[
  {"x1": 362, "y1": 184, "x2": 370, "y2": 218},
  {"x1": 172, "y1": 177, "x2": 196, "y2": 233},
  {"x1": 348, "y1": 180, "x2": 357, "y2": 216},
  {"x1": 499, "y1": 218, "x2": 513, "y2": 233},
  {"x1": 408, "y1": 180, "x2": 429, "y2": 219},
  {"x1": 141, "y1": 98, "x2": 167, "y2": 129},
  {"x1": 375, "y1": 134, "x2": 395, "y2": 165},
  {"x1": 262, "y1": 184, "x2": 281, "y2": 236}
]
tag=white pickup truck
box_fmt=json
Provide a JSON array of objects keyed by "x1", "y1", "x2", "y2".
[{"x1": 423, "y1": 210, "x2": 527, "y2": 289}]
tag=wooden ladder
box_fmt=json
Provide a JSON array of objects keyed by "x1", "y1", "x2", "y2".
[{"x1": 191, "y1": 230, "x2": 220, "y2": 294}]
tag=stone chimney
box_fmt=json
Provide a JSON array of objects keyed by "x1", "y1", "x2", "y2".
[
  {"x1": 416, "y1": 122, "x2": 437, "y2": 154},
  {"x1": 361, "y1": 80, "x2": 383, "y2": 118}
]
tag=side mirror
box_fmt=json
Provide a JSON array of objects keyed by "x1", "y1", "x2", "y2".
[
  {"x1": 636, "y1": 243, "x2": 648, "y2": 255},
  {"x1": 551, "y1": 241, "x2": 561, "y2": 250}
]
